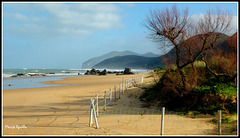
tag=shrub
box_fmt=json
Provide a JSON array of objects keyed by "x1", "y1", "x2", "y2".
[{"x1": 191, "y1": 82, "x2": 237, "y2": 114}]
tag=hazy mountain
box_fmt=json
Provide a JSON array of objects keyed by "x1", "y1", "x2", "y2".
[
  {"x1": 92, "y1": 55, "x2": 163, "y2": 69},
  {"x1": 81, "y1": 50, "x2": 159, "y2": 69},
  {"x1": 83, "y1": 32, "x2": 234, "y2": 70},
  {"x1": 142, "y1": 52, "x2": 160, "y2": 57}
]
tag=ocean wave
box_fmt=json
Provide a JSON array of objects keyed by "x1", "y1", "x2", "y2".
[{"x1": 3, "y1": 72, "x2": 81, "y2": 79}]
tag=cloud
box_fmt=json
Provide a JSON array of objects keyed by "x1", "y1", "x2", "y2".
[
  {"x1": 189, "y1": 14, "x2": 237, "y2": 36},
  {"x1": 3, "y1": 3, "x2": 124, "y2": 39}
]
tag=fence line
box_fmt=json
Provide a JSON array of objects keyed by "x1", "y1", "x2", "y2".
[
  {"x1": 87, "y1": 73, "x2": 227, "y2": 135},
  {"x1": 89, "y1": 74, "x2": 145, "y2": 129}
]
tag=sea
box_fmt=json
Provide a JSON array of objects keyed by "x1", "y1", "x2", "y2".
[{"x1": 2, "y1": 68, "x2": 150, "y2": 90}]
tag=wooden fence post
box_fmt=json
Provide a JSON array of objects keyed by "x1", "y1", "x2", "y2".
[
  {"x1": 125, "y1": 79, "x2": 127, "y2": 90},
  {"x1": 109, "y1": 89, "x2": 112, "y2": 106},
  {"x1": 104, "y1": 91, "x2": 106, "y2": 111},
  {"x1": 119, "y1": 83, "x2": 121, "y2": 99},
  {"x1": 122, "y1": 78, "x2": 124, "y2": 94},
  {"x1": 131, "y1": 78, "x2": 133, "y2": 86},
  {"x1": 89, "y1": 99, "x2": 93, "y2": 127},
  {"x1": 96, "y1": 94, "x2": 98, "y2": 117},
  {"x1": 91, "y1": 99, "x2": 99, "y2": 129},
  {"x1": 114, "y1": 86, "x2": 116, "y2": 102},
  {"x1": 218, "y1": 110, "x2": 221, "y2": 135},
  {"x1": 161, "y1": 107, "x2": 165, "y2": 135}
]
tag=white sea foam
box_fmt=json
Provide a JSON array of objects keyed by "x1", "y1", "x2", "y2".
[
  {"x1": 46, "y1": 73, "x2": 79, "y2": 76},
  {"x1": 3, "y1": 73, "x2": 13, "y2": 78},
  {"x1": 69, "y1": 68, "x2": 86, "y2": 70}
]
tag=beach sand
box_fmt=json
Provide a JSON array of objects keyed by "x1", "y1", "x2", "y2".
[{"x1": 3, "y1": 73, "x2": 220, "y2": 136}]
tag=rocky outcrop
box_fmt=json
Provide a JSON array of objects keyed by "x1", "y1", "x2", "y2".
[
  {"x1": 124, "y1": 67, "x2": 134, "y2": 74},
  {"x1": 84, "y1": 68, "x2": 101, "y2": 75},
  {"x1": 84, "y1": 68, "x2": 135, "y2": 75},
  {"x1": 11, "y1": 73, "x2": 47, "y2": 77},
  {"x1": 99, "y1": 69, "x2": 107, "y2": 75}
]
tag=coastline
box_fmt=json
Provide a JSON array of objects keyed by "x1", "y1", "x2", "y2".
[
  {"x1": 2, "y1": 68, "x2": 152, "y2": 90},
  {"x1": 2, "y1": 74, "x2": 140, "y2": 135},
  {"x1": 3, "y1": 73, "x2": 218, "y2": 135}
]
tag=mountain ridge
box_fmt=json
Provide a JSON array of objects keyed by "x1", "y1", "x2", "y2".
[
  {"x1": 92, "y1": 55, "x2": 163, "y2": 69},
  {"x1": 81, "y1": 50, "x2": 159, "y2": 69},
  {"x1": 82, "y1": 32, "x2": 235, "y2": 70}
]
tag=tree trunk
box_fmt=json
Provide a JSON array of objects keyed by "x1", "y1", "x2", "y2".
[
  {"x1": 202, "y1": 56, "x2": 236, "y2": 83},
  {"x1": 190, "y1": 63, "x2": 198, "y2": 87},
  {"x1": 175, "y1": 46, "x2": 188, "y2": 90}
]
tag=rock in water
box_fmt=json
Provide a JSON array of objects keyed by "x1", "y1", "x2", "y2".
[{"x1": 84, "y1": 68, "x2": 101, "y2": 75}]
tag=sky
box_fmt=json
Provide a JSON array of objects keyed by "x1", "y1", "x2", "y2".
[{"x1": 2, "y1": 2, "x2": 238, "y2": 69}]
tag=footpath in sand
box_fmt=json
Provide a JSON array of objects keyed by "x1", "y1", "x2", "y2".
[{"x1": 3, "y1": 73, "x2": 219, "y2": 136}]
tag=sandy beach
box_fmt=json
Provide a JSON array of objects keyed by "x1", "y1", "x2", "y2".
[{"x1": 3, "y1": 73, "x2": 220, "y2": 136}]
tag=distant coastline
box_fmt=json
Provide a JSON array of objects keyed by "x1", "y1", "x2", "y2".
[
  {"x1": 2, "y1": 68, "x2": 151, "y2": 90},
  {"x1": 2, "y1": 68, "x2": 150, "y2": 78},
  {"x1": 2, "y1": 69, "x2": 87, "y2": 78}
]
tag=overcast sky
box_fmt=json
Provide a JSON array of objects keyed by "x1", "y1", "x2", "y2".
[{"x1": 2, "y1": 2, "x2": 238, "y2": 69}]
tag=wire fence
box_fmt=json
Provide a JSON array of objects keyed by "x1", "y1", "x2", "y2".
[
  {"x1": 88, "y1": 73, "x2": 236, "y2": 135},
  {"x1": 89, "y1": 74, "x2": 145, "y2": 128}
]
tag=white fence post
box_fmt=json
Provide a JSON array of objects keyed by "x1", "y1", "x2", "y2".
[
  {"x1": 89, "y1": 99, "x2": 93, "y2": 127},
  {"x1": 104, "y1": 91, "x2": 106, "y2": 111},
  {"x1": 91, "y1": 99, "x2": 99, "y2": 129},
  {"x1": 161, "y1": 107, "x2": 165, "y2": 135},
  {"x1": 218, "y1": 110, "x2": 221, "y2": 135}
]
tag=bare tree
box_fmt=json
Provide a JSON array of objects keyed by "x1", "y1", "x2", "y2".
[
  {"x1": 144, "y1": 5, "x2": 234, "y2": 90},
  {"x1": 203, "y1": 33, "x2": 237, "y2": 82},
  {"x1": 144, "y1": 4, "x2": 190, "y2": 90},
  {"x1": 196, "y1": 8, "x2": 234, "y2": 82}
]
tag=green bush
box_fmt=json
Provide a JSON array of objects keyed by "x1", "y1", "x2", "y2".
[
  {"x1": 191, "y1": 81, "x2": 237, "y2": 114},
  {"x1": 140, "y1": 65, "x2": 237, "y2": 115}
]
